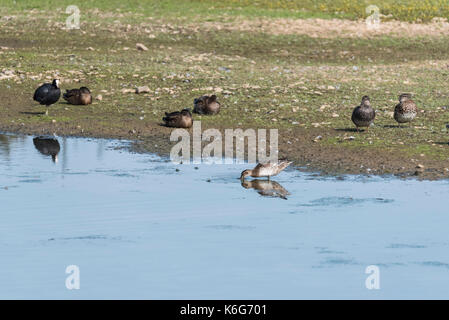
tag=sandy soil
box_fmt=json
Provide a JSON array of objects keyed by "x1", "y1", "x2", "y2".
[{"x1": 199, "y1": 17, "x2": 449, "y2": 38}]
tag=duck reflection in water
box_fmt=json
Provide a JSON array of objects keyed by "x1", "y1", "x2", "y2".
[
  {"x1": 33, "y1": 136, "x2": 61, "y2": 163},
  {"x1": 241, "y1": 179, "x2": 291, "y2": 200}
]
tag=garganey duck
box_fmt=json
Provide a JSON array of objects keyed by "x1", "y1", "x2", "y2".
[
  {"x1": 351, "y1": 95, "x2": 375, "y2": 131},
  {"x1": 162, "y1": 109, "x2": 193, "y2": 128},
  {"x1": 63, "y1": 87, "x2": 92, "y2": 105},
  {"x1": 240, "y1": 160, "x2": 292, "y2": 180},
  {"x1": 394, "y1": 93, "x2": 417, "y2": 127},
  {"x1": 193, "y1": 95, "x2": 220, "y2": 115}
]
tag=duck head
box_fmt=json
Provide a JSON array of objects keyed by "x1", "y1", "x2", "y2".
[
  {"x1": 80, "y1": 87, "x2": 91, "y2": 94},
  {"x1": 399, "y1": 93, "x2": 412, "y2": 102},
  {"x1": 194, "y1": 96, "x2": 207, "y2": 107},
  {"x1": 194, "y1": 95, "x2": 219, "y2": 108},
  {"x1": 52, "y1": 79, "x2": 60, "y2": 88},
  {"x1": 208, "y1": 95, "x2": 217, "y2": 103},
  {"x1": 181, "y1": 108, "x2": 192, "y2": 117},
  {"x1": 240, "y1": 169, "x2": 251, "y2": 180},
  {"x1": 361, "y1": 95, "x2": 371, "y2": 106}
]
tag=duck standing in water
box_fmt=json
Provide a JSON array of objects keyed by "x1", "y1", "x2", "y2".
[
  {"x1": 193, "y1": 95, "x2": 220, "y2": 115},
  {"x1": 394, "y1": 93, "x2": 417, "y2": 127},
  {"x1": 240, "y1": 160, "x2": 292, "y2": 180},
  {"x1": 351, "y1": 95, "x2": 375, "y2": 131},
  {"x1": 162, "y1": 109, "x2": 193, "y2": 128},
  {"x1": 33, "y1": 136, "x2": 61, "y2": 163},
  {"x1": 63, "y1": 87, "x2": 92, "y2": 105},
  {"x1": 33, "y1": 79, "x2": 61, "y2": 116}
]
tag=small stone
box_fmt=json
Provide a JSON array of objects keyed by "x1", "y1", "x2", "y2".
[
  {"x1": 121, "y1": 88, "x2": 134, "y2": 94},
  {"x1": 136, "y1": 86, "x2": 150, "y2": 94},
  {"x1": 136, "y1": 43, "x2": 148, "y2": 51},
  {"x1": 96, "y1": 94, "x2": 103, "y2": 101}
]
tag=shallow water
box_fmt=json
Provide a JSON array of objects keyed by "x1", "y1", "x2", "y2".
[{"x1": 0, "y1": 133, "x2": 448, "y2": 299}]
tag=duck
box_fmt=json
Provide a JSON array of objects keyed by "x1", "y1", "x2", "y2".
[
  {"x1": 33, "y1": 136, "x2": 61, "y2": 163},
  {"x1": 33, "y1": 79, "x2": 61, "y2": 115},
  {"x1": 240, "y1": 160, "x2": 292, "y2": 180},
  {"x1": 63, "y1": 87, "x2": 92, "y2": 105},
  {"x1": 241, "y1": 179, "x2": 291, "y2": 200},
  {"x1": 394, "y1": 93, "x2": 417, "y2": 127},
  {"x1": 162, "y1": 109, "x2": 193, "y2": 128},
  {"x1": 193, "y1": 95, "x2": 220, "y2": 115},
  {"x1": 351, "y1": 95, "x2": 375, "y2": 131}
]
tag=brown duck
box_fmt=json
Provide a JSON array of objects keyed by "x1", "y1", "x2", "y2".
[
  {"x1": 63, "y1": 87, "x2": 92, "y2": 105},
  {"x1": 394, "y1": 93, "x2": 417, "y2": 127},
  {"x1": 351, "y1": 95, "x2": 375, "y2": 131},
  {"x1": 241, "y1": 179, "x2": 291, "y2": 200},
  {"x1": 240, "y1": 160, "x2": 292, "y2": 180},
  {"x1": 193, "y1": 95, "x2": 220, "y2": 115},
  {"x1": 162, "y1": 109, "x2": 193, "y2": 128}
]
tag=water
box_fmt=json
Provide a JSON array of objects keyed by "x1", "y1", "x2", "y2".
[{"x1": 0, "y1": 133, "x2": 449, "y2": 299}]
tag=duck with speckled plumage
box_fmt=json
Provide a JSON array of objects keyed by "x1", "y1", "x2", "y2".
[{"x1": 394, "y1": 93, "x2": 417, "y2": 127}]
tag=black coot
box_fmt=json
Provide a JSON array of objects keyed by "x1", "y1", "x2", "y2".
[
  {"x1": 33, "y1": 79, "x2": 61, "y2": 115},
  {"x1": 33, "y1": 137, "x2": 61, "y2": 163}
]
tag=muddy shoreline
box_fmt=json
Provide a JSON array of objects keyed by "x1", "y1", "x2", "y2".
[
  {"x1": 1, "y1": 9, "x2": 449, "y2": 180},
  {"x1": 2, "y1": 118, "x2": 448, "y2": 180}
]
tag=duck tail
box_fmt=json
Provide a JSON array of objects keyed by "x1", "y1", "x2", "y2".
[{"x1": 278, "y1": 160, "x2": 292, "y2": 171}]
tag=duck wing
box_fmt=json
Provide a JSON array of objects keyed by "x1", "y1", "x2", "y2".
[
  {"x1": 163, "y1": 111, "x2": 181, "y2": 120},
  {"x1": 162, "y1": 111, "x2": 183, "y2": 126},
  {"x1": 63, "y1": 89, "x2": 81, "y2": 103},
  {"x1": 33, "y1": 84, "x2": 51, "y2": 103},
  {"x1": 352, "y1": 105, "x2": 375, "y2": 122}
]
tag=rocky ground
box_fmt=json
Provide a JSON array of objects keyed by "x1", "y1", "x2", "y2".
[{"x1": 1, "y1": 4, "x2": 449, "y2": 179}]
